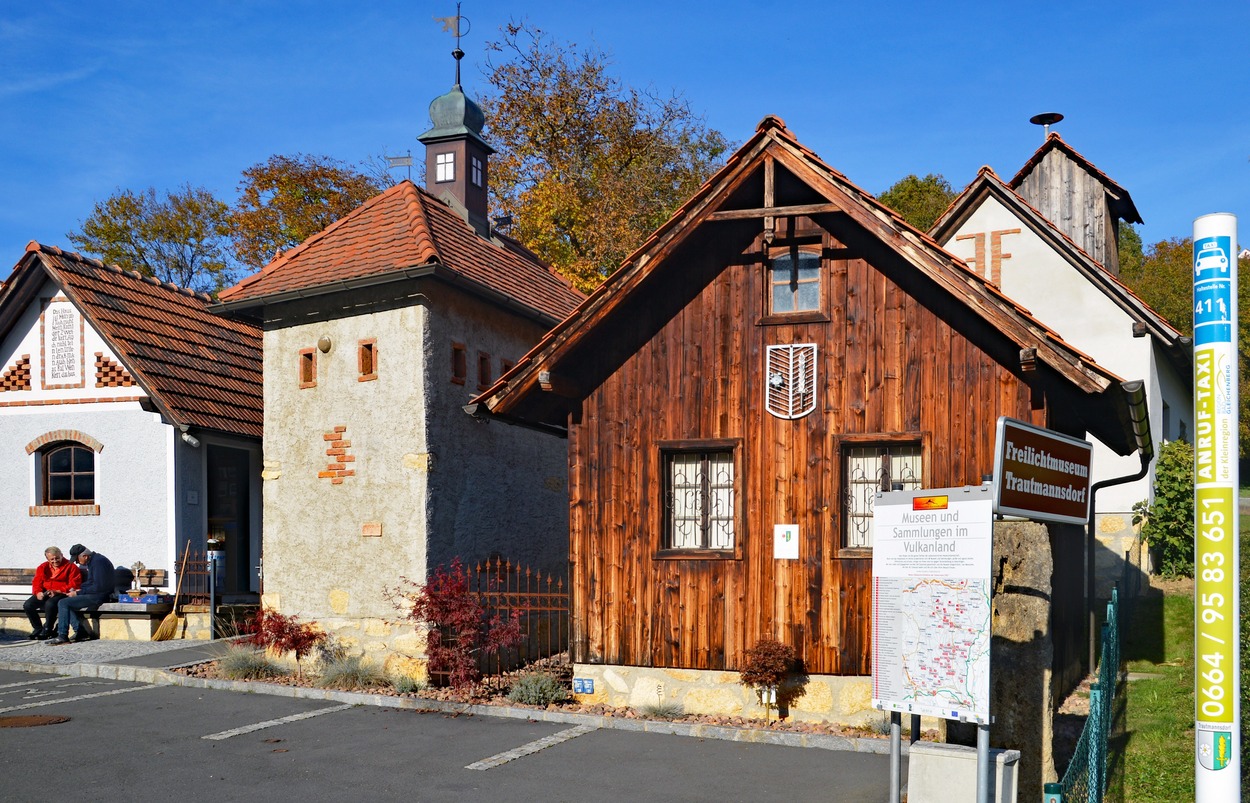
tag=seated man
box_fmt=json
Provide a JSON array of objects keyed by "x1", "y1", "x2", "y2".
[
  {"x1": 23, "y1": 546, "x2": 82, "y2": 639},
  {"x1": 47, "y1": 544, "x2": 114, "y2": 645}
]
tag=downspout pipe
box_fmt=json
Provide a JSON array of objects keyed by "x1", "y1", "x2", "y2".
[{"x1": 1086, "y1": 380, "x2": 1153, "y2": 673}]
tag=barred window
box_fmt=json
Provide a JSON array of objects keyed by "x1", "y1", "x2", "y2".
[
  {"x1": 664, "y1": 448, "x2": 735, "y2": 551},
  {"x1": 843, "y1": 442, "x2": 923, "y2": 548}
]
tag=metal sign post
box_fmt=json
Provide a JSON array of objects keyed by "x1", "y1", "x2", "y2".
[{"x1": 1192, "y1": 213, "x2": 1240, "y2": 801}]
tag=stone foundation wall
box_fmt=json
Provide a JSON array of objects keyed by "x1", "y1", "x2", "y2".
[
  {"x1": 567, "y1": 663, "x2": 942, "y2": 731},
  {"x1": 1094, "y1": 512, "x2": 1146, "y2": 597}
]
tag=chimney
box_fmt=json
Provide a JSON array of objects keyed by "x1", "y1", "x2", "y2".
[{"x1": 417, "y1": 82, "x2": 494, "y2": 236}]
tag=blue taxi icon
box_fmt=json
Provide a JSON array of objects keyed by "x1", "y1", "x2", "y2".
[{"x1": 1195, "y1": 241, "x2": 1229, "y2": 275}]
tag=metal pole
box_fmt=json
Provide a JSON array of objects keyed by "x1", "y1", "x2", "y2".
[
  {"x1": 976, "y1": 722, "x2": 991, "y2": 803},
  {"x1": 209, "y1": 556, "x2": 216, "y2": 641},
  {"x1": 910, "y1": 713, "x2": 921, "y2": 744},
  {"x1": 889, "y1": 711, "x2": 901, "y2": 803}
]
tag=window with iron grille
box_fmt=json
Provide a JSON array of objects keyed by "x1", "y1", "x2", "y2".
[
  {"x1": 842, "y1": 442, "x2": 923, "y2": 548},
  {"x1": 663, "y1": 447, "x2": 736, "y2": 551}
]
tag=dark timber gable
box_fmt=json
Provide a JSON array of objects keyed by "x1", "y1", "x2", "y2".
[{"x1": 476, "y1": 117, "x2": 1147, "y2": 676}]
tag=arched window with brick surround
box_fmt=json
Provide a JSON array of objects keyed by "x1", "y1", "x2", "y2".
[{"x1": 26, "y1": 430, "x2": 103, "y2": 516}]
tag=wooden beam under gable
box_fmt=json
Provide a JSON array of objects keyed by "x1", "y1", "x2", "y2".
[
  {"x1": 767, "y1": 140, "x2": 1113, "y2": 395},
  {"x1": 706, "y1": 202, "x2": 844, "y2": 222}
]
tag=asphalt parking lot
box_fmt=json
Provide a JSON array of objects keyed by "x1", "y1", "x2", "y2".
[{"x1": 0, "y1": 668, "x2": 899, "y2": 801}]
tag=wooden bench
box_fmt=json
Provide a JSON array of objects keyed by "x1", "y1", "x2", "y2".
[
  {"x1": 0, "y1": 598, "x2": 175, "y2": 641},
  {"x1": 0, "y1": 568, "x2": 169, "y2": 587}
]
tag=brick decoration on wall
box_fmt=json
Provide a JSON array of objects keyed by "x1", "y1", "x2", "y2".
[
  {"x1": 25, "y1": 429, "x2": 104, "y2": 454},
  {"x1": 95, "y1": 352, "x2": 136, "y2": 387},
  {"x1": 0, "y1": 355, "x2": 31, "y2": 391},
  {"x1": 29, "y1": 503, "x2": 100, "y2": 517},
  {"x1": 318, "y1": 425, "x2": 355, "y2": 485}
]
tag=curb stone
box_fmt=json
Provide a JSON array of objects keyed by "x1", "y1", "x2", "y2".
[{"x1": 0, "y1": 656, "x2": 905, "y2": 755}]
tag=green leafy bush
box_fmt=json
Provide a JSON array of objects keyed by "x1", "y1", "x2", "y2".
[
  {"x1": 315, "y1": 655, "x2": 388, "y2": 691},
  {"x1": 506, "y1": 672, "x2": 569, "y2": 705},
  {"x1": 1133, "y1": 440, "x2": 1195, "y2": 578},
  {"x1": 217, "y1": 645, "x2": 285, "y2": 680}
]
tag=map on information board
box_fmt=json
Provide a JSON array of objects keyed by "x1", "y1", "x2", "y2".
[{"x1": 871, "y1": 486, "x2": 993, "y2": 723}]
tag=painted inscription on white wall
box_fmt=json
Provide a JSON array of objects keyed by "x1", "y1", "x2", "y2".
[{"x1": 44, "y1": 302, "x2": 83, "y2": 386}]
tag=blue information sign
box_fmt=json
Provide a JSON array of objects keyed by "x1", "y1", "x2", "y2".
[{"x1": 1194, "y1": 236, "x2": 1234, "y2": 346}]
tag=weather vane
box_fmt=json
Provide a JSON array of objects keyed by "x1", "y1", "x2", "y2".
[{"x1": 434, "y1": 3, "x2": 471, "y2": 86}]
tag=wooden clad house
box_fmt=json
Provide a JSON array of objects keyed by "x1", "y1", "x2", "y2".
[{"x1": 473, "y1": 117, "x2": 1149, "y2": 724}]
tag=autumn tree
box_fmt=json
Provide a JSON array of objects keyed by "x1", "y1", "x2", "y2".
[
  {"x1": 1120, "y1": 237, "x2": 1250, "y2": 455},
  {"x1": 230, "y1": 154, "x2": 383, "y2": 269},
  {"x1": 67, "y1": 185, "x2": 234, "y2": 292},
  {"x1": 878, "y1": 173, "x2": 958, "y2": 232},
  {"x1": 480, "y1": 22, "x2": 730, "y2": 291}
]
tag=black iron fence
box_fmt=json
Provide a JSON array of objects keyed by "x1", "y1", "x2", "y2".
[{"x1": 467, "y1": 556, "x2": 569, "y2": 678}]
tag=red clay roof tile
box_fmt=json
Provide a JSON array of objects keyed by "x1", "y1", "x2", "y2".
[
  {"x1": 219, "y1": 180, "x2": 582, "y2": 322},
  {"x1": 21, "y1": 245, "x2": 262, "y2": 438}
]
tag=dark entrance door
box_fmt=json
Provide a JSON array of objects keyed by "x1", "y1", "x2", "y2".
[{"x1": 207, "y1": 445, "x2": 252, "y2": 594}]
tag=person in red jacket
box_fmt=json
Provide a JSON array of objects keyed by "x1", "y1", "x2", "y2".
[{"x1": 23, "y1": 546, "x2": 82, "y2": 639}]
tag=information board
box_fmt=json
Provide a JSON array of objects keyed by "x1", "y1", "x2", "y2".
[{"x1": 871, "y1": 486, "x2": 993, "y2": 723}]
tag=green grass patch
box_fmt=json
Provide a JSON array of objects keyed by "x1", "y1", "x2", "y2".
[
  {"x1": 1122, "y1": 592, "x2": 1195, "y2": 802},
  {"x1": 1120, "y1": 509, "x2": 1248, "y2": 801}
]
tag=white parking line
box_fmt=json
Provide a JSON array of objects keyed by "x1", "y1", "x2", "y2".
[
  {"x1": 465, "y1": 724, "x2": 600, "y2": 770},
  {"x1": 201, "y1": 703, "x2": 354, "y2": 740},
  {"x1": 0, "y1": 677, "x2": 68, "y2": 691},
  {"x1": 0, "y1": 684, "x2": 156, "y2": 713}
]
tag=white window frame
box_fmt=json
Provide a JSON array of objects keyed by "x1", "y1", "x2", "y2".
[{"x1": 436, "y1": 152, "x2": 455, "y2": 183}]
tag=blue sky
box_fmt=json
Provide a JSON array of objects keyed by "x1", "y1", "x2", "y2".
[{"x1": 2, "y1": 1, "x2": 1247, "y2": 273}]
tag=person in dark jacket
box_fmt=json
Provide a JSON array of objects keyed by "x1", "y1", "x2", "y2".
[
  {"x1": 47, "y1": 544, "x2": 114, "y2": 645},
  {"x1": 23, "y1": 546, "x2": 82, "y2": 639}
]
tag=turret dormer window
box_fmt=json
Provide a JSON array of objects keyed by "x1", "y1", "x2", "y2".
[
  {"x1": 470, "y1": 156, "x2": 483, "y2": 188},
  {"x1": 436, "y1": 152, "x2": 455, "y2": 183}
]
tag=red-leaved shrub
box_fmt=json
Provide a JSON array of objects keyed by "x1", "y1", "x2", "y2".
[
  {"x1": 390, "y1": 558, "x2": 522, "y2": 689},
  {"x1": 246, "y1": 608, "x2": 326, "y2": 677}
]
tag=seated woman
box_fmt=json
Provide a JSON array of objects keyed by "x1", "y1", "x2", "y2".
[{"x1": 23, "y1": 546, "x2": 82, "y2": 639}]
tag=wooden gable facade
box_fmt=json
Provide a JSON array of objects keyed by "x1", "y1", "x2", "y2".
[{"x1": 476, "y1": 118, "x2": 1147, "y2": 678}]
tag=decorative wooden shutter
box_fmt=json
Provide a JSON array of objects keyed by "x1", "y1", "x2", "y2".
[{"x1": 765, "y1": 343, "x2": 817, "y2": 420}]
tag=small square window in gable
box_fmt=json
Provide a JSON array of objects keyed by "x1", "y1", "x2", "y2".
[
  {"x1": 477, "y1": 351, "x2": 492, "y2": 391},
  {"x1": 451, "y1": 342, "x2": 467, "y2": 385},
  {"x1": 358, "y1": 339, "x2": 377, "y2": 382},
  {"x1": 299, "y1": 348, "x2": 316, "y2": 389}
]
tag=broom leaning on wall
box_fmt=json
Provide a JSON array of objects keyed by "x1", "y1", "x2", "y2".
[{"x1": 152, "y1": 543, "x2": 191, "y2": 642}]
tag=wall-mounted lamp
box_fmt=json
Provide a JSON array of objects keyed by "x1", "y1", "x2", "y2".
[
  {"x1": 317, "y1": 335, "x2": 333, "y2": 353},
  {"x1": 181, "y1": 431, "x2": 201, "y2": 448}
]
